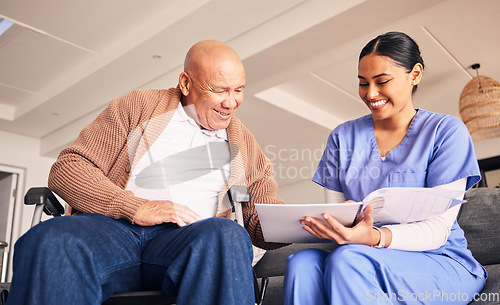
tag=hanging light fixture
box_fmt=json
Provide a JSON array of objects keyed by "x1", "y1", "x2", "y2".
[{"x1": 459, "y1": 63, "x2": 500, "y2": 140}]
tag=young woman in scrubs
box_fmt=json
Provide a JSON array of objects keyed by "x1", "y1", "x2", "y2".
[{"x1": 283, "y1": 32, "x2": 486, "y2": 305}]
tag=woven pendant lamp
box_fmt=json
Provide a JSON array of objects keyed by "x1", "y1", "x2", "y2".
[{"x1": 459, "y1": 64, "x2": 500, "y2": 140}]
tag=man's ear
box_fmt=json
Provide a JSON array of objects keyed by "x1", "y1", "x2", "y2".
[
  {"x1": 179, "y1": 72, "x2": 190, "y2": 96},
  {"x1": 410, "y1": 63, "x2": 423, "y2": 86}
]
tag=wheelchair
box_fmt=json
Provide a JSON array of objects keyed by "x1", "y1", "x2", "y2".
[{"x1": 0, "y1": 186, "x2": 268, "y2": 305}]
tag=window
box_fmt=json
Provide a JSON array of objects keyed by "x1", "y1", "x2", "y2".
[{"x1": 0, "y1": 18, "x2": 14, "y2": 37}]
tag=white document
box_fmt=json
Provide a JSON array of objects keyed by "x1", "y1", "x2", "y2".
[
  {"x1": 358, "y1": 187, "x2": 465, "y2": 226},
  {"x1": 255, "y1": 202, "x2": 362, "y2": 243},
  {"x1": 255, "y1": 187, "x2": 465, "y2": 243}
]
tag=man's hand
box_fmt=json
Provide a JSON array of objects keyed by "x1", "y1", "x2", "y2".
[{"x1": 132, "y1": 200, "x2": 201, "y2": 227}]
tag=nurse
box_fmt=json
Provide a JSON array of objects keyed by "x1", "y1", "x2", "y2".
[{"x1": 283, "y1": 32, "x2": 486, "y2": 305}]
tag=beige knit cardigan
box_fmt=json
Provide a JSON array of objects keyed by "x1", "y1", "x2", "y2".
[{"x1": 48, "y1": 88, "x2": 286, "y2": 250}]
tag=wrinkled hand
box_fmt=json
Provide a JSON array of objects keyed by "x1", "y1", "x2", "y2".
[
  {"x1": 301, "y1": 205, "x2": 379, "y2": 246},
  {"x1": 133, "y1": 200, "x2": 201, "y2": 227}
]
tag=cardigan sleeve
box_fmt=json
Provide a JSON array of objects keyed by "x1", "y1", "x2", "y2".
[
  {"x1": 48, "y1": 90, "x2": 150, "y2": 221},
  {"x1": 239, "y1": 127, "x2": 289, "y2": 250}
]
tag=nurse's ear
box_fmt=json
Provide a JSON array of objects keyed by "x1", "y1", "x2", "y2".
[{"x1": 410, "y1": 63, "x2": 423, "y2": 86}]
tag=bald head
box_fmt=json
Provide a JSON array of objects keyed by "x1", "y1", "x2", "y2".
[
  {"x1": 184, "y1": 40, "x2": 243, "y2": 76},
  {"x1": 178, "y1": 40, "x2": 246, "y2": 130}
]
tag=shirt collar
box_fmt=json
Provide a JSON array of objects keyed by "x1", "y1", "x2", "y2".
[
  {"x1": 173, "y1": 101, "x2": 228, "y2": 140},
  {"x1": 172, "y1": 101, "x2": 191, "y2": 122}
]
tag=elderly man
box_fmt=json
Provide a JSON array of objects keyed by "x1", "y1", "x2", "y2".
[{"x1": 7, "y1": 40, "x2": 285, "y2": 305}]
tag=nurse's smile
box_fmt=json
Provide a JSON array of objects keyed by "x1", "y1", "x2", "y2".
[{"x1": 369, "y1": 99, "x2": 388, "y2": 110}]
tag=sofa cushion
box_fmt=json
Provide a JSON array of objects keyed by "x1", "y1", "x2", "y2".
[
  {"x1": 469, "y1": 264, "x2": 500, "y2": 304},
  {"x1": 459, "y1": 188, "x2": 500, "y2": 266},
  {"x1": 254, "y1": 242, "x2": 337, "y2": 278}
]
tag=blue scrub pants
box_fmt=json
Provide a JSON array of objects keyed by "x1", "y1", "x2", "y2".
[
  {"x1": 7, "y1": 214, "x2": 255, "y2": 305},
  {"x1": 284, "y1": 245, "x2": 485, "y2": 305}
]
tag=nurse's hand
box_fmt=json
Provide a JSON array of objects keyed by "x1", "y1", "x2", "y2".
[{"x1": 301, "y1": 205, "x2": 382, "y2": 246}]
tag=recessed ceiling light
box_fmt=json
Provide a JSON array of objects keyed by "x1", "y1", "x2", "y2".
[{"x1": 0, "y1": 18, "x2": 14, "y2": 37}]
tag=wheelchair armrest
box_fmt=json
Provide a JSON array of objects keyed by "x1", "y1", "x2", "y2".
[
  {"x1": 228, "y1": 185, "x2": 251, "y2": 205},
  {"x1": 228, "y1": 185, "x2": 251, "y2": 226},
  {"x1": 24, "y1": 187, "x2": 65, "y2": 217}
]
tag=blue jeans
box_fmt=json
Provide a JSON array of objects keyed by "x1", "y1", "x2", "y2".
[
  {"x1": 284, "y1": 245, "x2": 486, "y2": 305},
  {"x1": 7, "y1": 214, "x2": 255, "y2": 305}
]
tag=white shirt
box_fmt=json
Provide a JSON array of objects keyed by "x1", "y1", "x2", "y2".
[{"x1": 126, "y1": 102, "x2": 231, "y2": 219}]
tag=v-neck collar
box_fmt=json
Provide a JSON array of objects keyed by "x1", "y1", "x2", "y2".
[{"x1": 369, "y1": 109, "x2": 420, "y2": 161}]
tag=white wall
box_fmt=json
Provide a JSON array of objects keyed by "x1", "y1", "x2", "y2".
[
  {"x1": 0, "y1": 130, "x2": 56, "y2": 238},
  {"x1": 473, "y1": 137, "x2": 500, "y2": 160},
  {"x1": 277, "y1": 179, "x2": 324, "y2": 204}
]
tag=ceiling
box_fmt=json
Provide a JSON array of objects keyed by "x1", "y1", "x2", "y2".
[{"x1": 1, "y1": 0, "x2": 499, "y2": 189}]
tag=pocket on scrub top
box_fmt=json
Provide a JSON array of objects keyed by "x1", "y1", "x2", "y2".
[{"x1": 388, "y1": 171, "x2": 427, "y2": 187}]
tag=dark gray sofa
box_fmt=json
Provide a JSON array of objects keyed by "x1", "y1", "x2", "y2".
[{"x1": 253, "y1": 187, "x2": 500, "y2": 305}]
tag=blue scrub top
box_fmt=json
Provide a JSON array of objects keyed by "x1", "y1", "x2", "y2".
[{"x1": 313, "y1": 109, "x2": 484, "y2": 277}]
